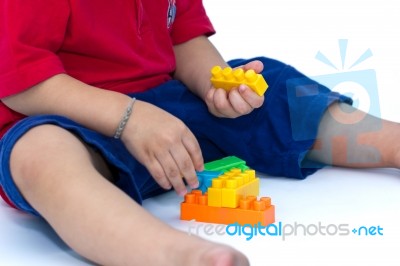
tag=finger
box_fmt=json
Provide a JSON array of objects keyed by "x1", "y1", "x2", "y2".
[
  {"x1": 206, "y1": 86, "x2": 217, "y2": 102},
  {"x1": 242, "y1": 60, "x2": 264, "y2": 73},
  {"x1": 228, "y1": 88, "x2": 254, "y2": 115},
  {"x1": 238, "y1": 84, "x2": 265, "y2": 109},
  {"x1": 170, "y1": 143, "x2": 200, "y2": 190},
  {"x1": 205, "y1": 88, "x2": 221, "y2": 115},
  {"x1": 146, "y1": 157, "x2": 172, "y2": 190},
  {"x1": 181, "y1": 129, "x2": 204, "y2": 172},
  {"x1": 213, "y1": 88, "x2": 240, "y2": 118},
  {"x1": 156, "y1": 151, "x2": 188, "y2": 196}
]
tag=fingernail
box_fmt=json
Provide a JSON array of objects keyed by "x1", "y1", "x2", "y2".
[
  {"x1": 178, "y1": 189, "x2": 187, "y2": 197},
  {"x1": 190, "y1": 181, "x2": 199, "y2": 189},
  {"x1": 197, "y1": 164, "x2": 204, "y2": 171},
  {"x1": 239, "y1": 85, "x2": 246, "y2": 93}
]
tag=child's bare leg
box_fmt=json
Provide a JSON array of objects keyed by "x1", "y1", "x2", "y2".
[
  {"x1": 308, "y1": 102, "x2": 400, "y2": 168},
  {"x1": 9, "y1": 125, "x2": 249, "y2": 266}
]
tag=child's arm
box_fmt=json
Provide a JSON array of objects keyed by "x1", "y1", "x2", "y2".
[
  {"x1": 1, "y1": 74, "x2": 202, "y2": 196},
  {"x1": 173, "y1": 36, "x2": 400, "y2": 170},
  {"x1": 173, "y1": 36, "x2": 264, "y2": 118},
  {"x1": 2, "y1": 74, "x2": 132, "y2": 137}
]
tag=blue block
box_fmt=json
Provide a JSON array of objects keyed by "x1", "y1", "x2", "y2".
[{"x1": 195, "y1": 170, "x2": 223, "y2": 193}]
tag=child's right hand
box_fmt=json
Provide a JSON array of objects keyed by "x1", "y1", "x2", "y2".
[
  {"x1": 204, "y1": 60, "x2": 265, "y2": 118},
  {"x1": 120, "y1": 100, "x2": 204, "y2": 196}
]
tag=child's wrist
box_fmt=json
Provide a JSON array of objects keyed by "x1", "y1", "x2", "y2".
[{"x1": 113, "y1": 97, "x2": 136, "y2": 139}]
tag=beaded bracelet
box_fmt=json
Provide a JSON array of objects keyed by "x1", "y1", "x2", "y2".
[{"x1": 114, "y1": 97, "x2": 136, "y2": 139}]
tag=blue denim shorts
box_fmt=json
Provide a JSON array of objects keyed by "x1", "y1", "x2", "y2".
[{"x1": 0, "y1": 57, "x2": 352, "y2": 216}]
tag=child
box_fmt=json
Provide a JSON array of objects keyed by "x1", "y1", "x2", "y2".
[{"x1": 1, "y1": 1, "x2": 399, "y2": 265}]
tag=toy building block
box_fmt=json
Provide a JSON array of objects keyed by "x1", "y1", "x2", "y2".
[
  {"x1": 195, "y1": 170, "x2": 223, "y2": 193},
  {"x1": 210, "y1": 66, "x2": 268, "y2": 96},
  {"x1": 196, "y1": 156, "x2": 251, "y2": 193},
  {"x1": 204, "y1": 156, "x2": 249, "y2": 172},
  {"x1": 181, "y1": 190, "x2": 275, "y2": 226},
  {"x1": 207, "y1": 168, "x2": 259, "y2": 208}
]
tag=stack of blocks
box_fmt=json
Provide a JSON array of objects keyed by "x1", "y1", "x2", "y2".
[{"x1": 180, "y1": 156, "x2": 275, "y2": 226}]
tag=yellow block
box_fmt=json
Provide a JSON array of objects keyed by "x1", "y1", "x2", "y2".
[
  {"x1": 207, "y1": 178, "x2": 222, "y2": 207},
  {"x1": 210, "y1": 66, "x2": 268, "y2": 96},
  {"x1": 207, "y1": 169, "x2": 260, "y2": 208}
]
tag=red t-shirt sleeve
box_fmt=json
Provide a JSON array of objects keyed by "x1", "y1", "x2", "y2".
[
  {"x1": 0, "y1": 1, "x2": 69, "y2": 98},
  {"x1": 170, "y1": 0, "x2": 216, "y2": 45}
]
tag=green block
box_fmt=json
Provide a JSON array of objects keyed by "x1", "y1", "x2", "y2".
[
  {"x1": 204, "y1": 156, "x2": 247, "y2": 172},
  {"x1": 237, "y1": 164, "x2": 250, "y2": 171}
]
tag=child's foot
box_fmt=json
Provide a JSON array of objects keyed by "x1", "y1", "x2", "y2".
[
  {"x1": 169, "y1": 231, "x2": 250, "y2": 266},
  {"x1": 196, "y1": 244, "x2": 250, "y2": 266}
]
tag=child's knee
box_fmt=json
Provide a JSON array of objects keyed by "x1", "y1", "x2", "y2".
[{"x1": 9, "y1": 124, "x2": 84, "y2": 189}]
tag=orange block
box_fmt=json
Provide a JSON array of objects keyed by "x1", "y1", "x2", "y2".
[{"x1": 180, "y1": 190, "x2": 275, "y2": 226}]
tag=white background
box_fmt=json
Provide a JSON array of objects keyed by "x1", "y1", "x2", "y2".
[{"x1": 1, "y1": 1, "x2": 400, "y2": 265}]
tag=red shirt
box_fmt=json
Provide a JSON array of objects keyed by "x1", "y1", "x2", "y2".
[
  {"x1": 0, "y1": 0, "x2": 215, "y2": 137},
  {"x1": 0, "y1": 0, "x2": 215, "y2": 206}
]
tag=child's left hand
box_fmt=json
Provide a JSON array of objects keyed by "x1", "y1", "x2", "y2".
[{"x1": 204, "y1": 60, "x2": 265, "y2": 118}]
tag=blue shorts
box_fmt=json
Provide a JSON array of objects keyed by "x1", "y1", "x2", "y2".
[{"x1": 0, "y1": 57, "x2": 352, "y2": 216}]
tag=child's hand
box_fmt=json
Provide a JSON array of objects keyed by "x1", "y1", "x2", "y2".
[
  {"x1": 121, "y1": 100, "x2": 204, "y2": 196},
  {"x1": 205, "y1": 60, "x2": 265, "y2": 118}
]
